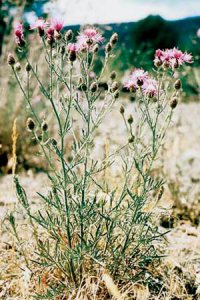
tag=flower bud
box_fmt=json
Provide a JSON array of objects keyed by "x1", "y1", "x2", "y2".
[
  {"x1": 137, "y1": 79, "x2": 143, "y2": 86},
  {"x1": 15, "y1": 62, "x2": 21, "y2": 72},
  {"x1": 54, "y1": 31, "x2": 62, "y2": 41},
  {"x1": 128, "y1": 136, "x2": 134, "y2": 143},
  {"x1": 51, "y1": 138, "x2": 57, "y2": 146},
  {"x1": 110, "y1": 71, "x2": 116, "y2": 80},
  {"x1": 154, "y1": 58, "x2": 162, "y2": 68},
  {"x1": 92, "y1": 44, "x2": 99, "y2": 53},
  {"x1": 170, "y1": 97, "x2": 178, "y2": 109},
  {"x1": 65, "y1": 29, "x2": 73, "y2": 41},
  {"x1": 110, "y1": 33, "x2": 118, "y2": 45},
  {"x1": 90, "y1": 82, "x2": 98, "y2": 93},
  {"x1": 105, "y1": 42, "x2": 112, "y2": 53},
  {"x1": 120, "y1": 105, "x2": 125, "y2": 114},
  {"x1": 7, "y1": 53, "x2": 16, "y2": 66},
  {"x1": 158, "y1": 186, "x2": 164, "y2": 201},
  {"x1": 127, "y1": 114, "x2": 133, "y2": 124},
  {"x1": 41, "y1": 121, "x2": 48, "y2": 132},
  {"x1": 69, "y1": 51, "x2": 76, "y2": 62},
  {"x1": 111, "y1": 81, "x2": 119, "y2": 93},
  {"x1": 18, "y1": 39, "x2": 26, "y2": 48},
  {"x1": 86, "y1": 38, "x2": 93, "y2": 45},
  {"x1": 81, "y1": 83, "x2": 87, "y2": 92},
  {"x1": 38, "y1": 27, "x2": 45, "y2": 37},
  {"x1": 25, "y1": 63, "x2": 31, "y2": 72},
  {"x1": 60, "y1": 46, "x2": 65, "y2": 55},
  {"x1": 113, "y1": 90, "x2": 119, "y2": 99},
  {"x1": 174, "y1": 79, "x2": 182, "y2": 90},
  {"x1": 173, "y1": 60, "x2": 179, "y2": 69},
  {"x1": 130, "y1": 86, "x2": 137, "y2": 93},
  {"x1": 163, "y1": 61, "x2": 170, "y2": 69},
  {"x1": 47, "y1": 36, "x2": 55, "y2": 46},
  {"x1": 26, "y1": 117, "x2": 35, "y2": 132}
]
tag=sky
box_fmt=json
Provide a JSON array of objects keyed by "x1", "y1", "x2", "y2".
[{"x1": 42, "y1": 0, "x2": 200, "y2": 25}]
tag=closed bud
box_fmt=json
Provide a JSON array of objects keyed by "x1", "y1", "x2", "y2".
[
  {"x1": 86, "y1": 38, "x2": 93, "y2": 45},
  {"x1": 60, "y1": 46, "x2": 65, "y2": 55},
  {"x1": 170, "y1": 97, "x2": 178, "y2": 109},
  {"x1": 15, "y1": 62, "x2": 21, "y2": 72},
  {"x1": 127, "y1": 114, "x2": 133, "y2": 124},
  {"x1": 137, "y1": 79, "x2": 143, "y2": 86},
  {"x1": 163, "y1": 60, "x2": 170, "y2": 69},
  {"x1": 41, "y1": 121, "x2": 48, "y2": 132},
  {"x1": 113, "y1": 90, "x2": 119, "y2": 99},
  {"x1": 7, "y1": 53, "x2": 15, "y2": 66},
  {"x1": 51, "y1": 138, "x2": 57, "y2": 146},
  {"x1": 110, "y1": 33, "x2": 118, "y2": 45},
  {"x1": 18, "y1": 39, "x2": 26, "y2": 48},
  {"x1": 154, "y1": 58, "x2": 162, "y2": 68},
  {"x1": 173, "y1": 60, "x2": 179, "y2": 69},
  {"x1": 105, "y1": 42, "x2": 112, "y2": 53},
  {"x1": 54, "y1": 31, "x2": 62, "y2": 41},
  {"x1": 81, "y1": 83, "x2": 87, "y2": 92},
  {"x1": 26, "y1": 117, "x2": 35, "y2": 132},
  {"x1": 174, "y1": 79, "x2": 182, "y2": 90},
  {"x1": 130, "y1": 86, "x2": 137, "y2": 93},
  {"x1": 111, "y1": 81, "x2": 119, "y2": 93},
  {"x1": 38, "y1": 27, "x2": 45, "y2": 37},
  {"x1": 78, "y1": 78, "x2": 83, "y2": 85},
  {"x1": 110, "y1": 71, "x2": 116, "y2": 80},
  {"x1": 90, "y1": 82, "x2": 98, "y2": 93},
  {"x1": 120, "y1": 105, "x2": 125, "y2": 114},
  {"x1": 92, "y1": 44, "x2": 99, "y2": 53},
  {"x1": 128, "y1": 136, "x2": 134, "y2": 143},
  {"x1": 47, "y1": 36, "x2": 55, "y2": 46},
  {"x1": 69, "y1": 51, "x2": 76, "y2": 62},
  {"x1": 158, "y1": 186, "x2": 164, "y2": 201},
  {"x1": 65, "y1": 30, "x2": 73, "y2": 41},
  {"x1": 25, "y1": 63, "x2": 31, "y2": 72}
]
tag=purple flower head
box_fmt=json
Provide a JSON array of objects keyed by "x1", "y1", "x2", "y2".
[
  {"x1": 124, "y1": 69, "x2": 149, "y2": 91},
  {"x1": 142, "y1": 78, "x2": 159, "y2": 98},
  {"x1": 30, "y1": 19, "x2": 47, "y2": 31},
  {"x1": 77, "y1": 27, "x2": 104, "y2": 51},
  {"x1": 154, "y1": 48, "x2": 193, "y2": 68},
  {"x1": 14, "y1": 22, "x2": 25, "y2": 46},
  {"x1": 50, "y1": 18, "x2": 64, "y2": 32}
]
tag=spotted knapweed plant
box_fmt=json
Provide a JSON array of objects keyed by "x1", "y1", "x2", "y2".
[{"x1": 7, "y1": 19, "x2": 193, "y2": 298}]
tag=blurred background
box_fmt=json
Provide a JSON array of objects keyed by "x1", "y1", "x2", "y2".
[{"x1": 0, "y1": 0, "x2": 200, "y2": 174}]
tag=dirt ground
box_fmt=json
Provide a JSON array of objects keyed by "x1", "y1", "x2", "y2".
[{"x1": 0, "y1": 102, "x2": 200, "y2": 299}]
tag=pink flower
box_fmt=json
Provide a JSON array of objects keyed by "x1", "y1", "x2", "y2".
[
  {"x1": 67, "y1": 43, "x2": 78, "y2": 62},
  {"x1": 83, "y1": 28, "x2": 104, "y2": 43},
  {"x1": 124, "y1": 77, "x2": 138, "y2": 91},
  {"x1": 77, "y1": 27, "x2": 104, "y2": 51},
  {"x1": 50, "y1": 18, "x2": 64, "y2": 32},
  {"x1": 182, "y1": 52, "x2": 193, "y2": 63},
  {"x1": 154, "y1": 48, "x2": 193, "y2": 68},
  {"x1": 142, "y1": 78, "x2": 158, "y2": 98},
  {"x1": 67, "y1": 43, "x2": 78, "y2": 52},
  {"x1": 197, "y1": 28, "x2": 200, "y2": 38},
  {"x1": 155, "y1": 49, "x2": 164, "y2": 59},
  {"x1": 14, "y1": 21, "x2": 25, "y2": 46},
  {"x1": 124, "y1": 69, "x2": 149, "y2": 91},
  {"x1": 30, "y1": 18, "x2": 47, "y2": 30},
  {"x1": 131, "y1": 69, "x2": 149, "y2": 82},
  {"x1": 46, "y1": 27, "x2": 54, "y2": 38}
]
